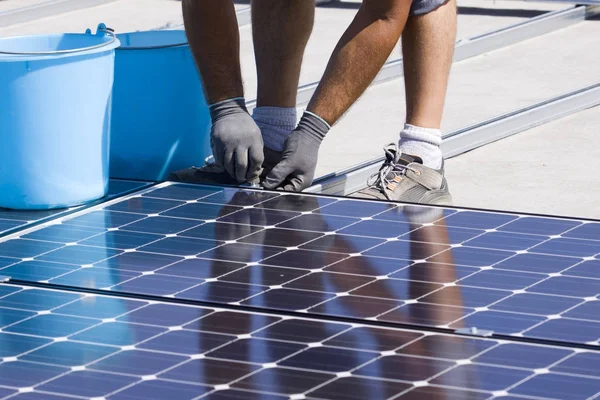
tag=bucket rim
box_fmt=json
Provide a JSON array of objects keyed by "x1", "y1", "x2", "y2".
[
  {"x1": 0, "y1": 23, "x2": 119, "y2": 59},
  {"x1": 116, "y1": 30, "x2": 189, "y2": 51}
]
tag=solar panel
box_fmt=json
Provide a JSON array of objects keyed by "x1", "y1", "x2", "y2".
[
  {"x1": 0, "y1": 283, "x2": 599, "y2": 400},
  {"x1": 0, "y1": 179, "x2": 151, "y2": 237},
  {"x1": 0, "y1": 183, "x2": 598, "y2": 350}
]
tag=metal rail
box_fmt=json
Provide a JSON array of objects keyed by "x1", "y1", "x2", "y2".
[
  {"x1": 248, "y1": 4, "x2": 600, "y2": 110},
  {"x1": 306, "y1": 82, "x2": 600, "y2": 196}
]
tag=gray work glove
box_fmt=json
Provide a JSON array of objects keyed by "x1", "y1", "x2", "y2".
[
  {"x1": 262, "y1": 111, "x2": 330, "y2": 192},
  {"x1": 209, "y1": 97, "x2": 264, "y2": 183}
]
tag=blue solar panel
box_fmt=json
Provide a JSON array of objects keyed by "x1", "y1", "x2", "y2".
[
  {"x1": 0, "y1": 283, "x2": 598, "y2": 400},
  {"x1": 0, "y1": 183, "x2": 598, "y2": 352},
  {"x1": 0, "y1": 180, "x2": 151, "y2": 238}
]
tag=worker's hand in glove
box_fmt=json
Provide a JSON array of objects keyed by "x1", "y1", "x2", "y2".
[
  {"x1": 262, "y1": 111, "x2": 330, "y2": 192},
  {"x1": 209, "y1": 97, "x2": 264, "y2": 183}
]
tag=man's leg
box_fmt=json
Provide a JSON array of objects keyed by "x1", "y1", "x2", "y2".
[
  {"x1": 250, "y1": 0, "x2": 315, "y2": 177},
  {"x1": 355, "y1": 0, "x2": 456, "y2": 204},
  {"x1": 399, "y1": 0, "x2": 457, "y2": 170}
]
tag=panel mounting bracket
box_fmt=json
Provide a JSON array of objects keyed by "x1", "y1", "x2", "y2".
[{"x1": 455, "y1": 327, "x2": 495, "y2": 337}]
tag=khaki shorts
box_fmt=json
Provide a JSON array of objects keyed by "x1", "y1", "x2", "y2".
[{"x1": 409, "y1": 0, "x2": 449, "y2": 16}]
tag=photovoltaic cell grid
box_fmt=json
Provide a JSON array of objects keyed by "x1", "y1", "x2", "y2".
[
  {"x1": 0, "y1": 183, "x2": 599, "y2": 349},
  {"x1": 0, "y1": 283, "x2": 599, "y2": 400},
  {"x1": 0, "y1": 180, "x2": 152, "y2": 237}
]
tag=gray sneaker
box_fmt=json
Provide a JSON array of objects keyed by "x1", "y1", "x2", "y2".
[{"x1": 354, "y1": 143, "x2": 452, "y2": 205}]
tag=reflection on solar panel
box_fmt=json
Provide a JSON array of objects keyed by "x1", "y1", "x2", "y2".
[
  {"x1": 0, "y1": 182, "x2": 598, "y2": 399},
  {"x1": 1, "y1": 284, "x2": 599, "y2": 400},
  {"x1": 0, "y1": 180, "x2": 151, "y2": 237}
]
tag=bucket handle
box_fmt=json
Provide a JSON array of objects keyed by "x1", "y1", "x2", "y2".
[{"x1": 0, "y1": 23, "x2": 117, "y2": 56}]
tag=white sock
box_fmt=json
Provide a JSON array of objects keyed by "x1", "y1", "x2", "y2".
[
  {"x1": 252, "y1": 106, "x2": 297, "y2": 152},
  {"x1": 398, "y1": 123, "x2": 443, "y2": 170}
]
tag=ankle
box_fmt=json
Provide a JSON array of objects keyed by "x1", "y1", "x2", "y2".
[{"x1": 398, "y1": 123, "x2": 443, "y2": 170}]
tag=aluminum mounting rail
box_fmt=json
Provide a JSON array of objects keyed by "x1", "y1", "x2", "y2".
[
  {"x1": 306, "y1": 82, "x2": 600, "y2": 196},
  {"x1": 0, "y1": 0, "x2": 121, "y2": 28},
  {"x1": 247, "y1": 4, "x2": 600, "y2": 111}
]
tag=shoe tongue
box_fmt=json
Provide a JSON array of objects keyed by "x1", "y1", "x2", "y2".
[{"x1": 397, "y1": 153, "x2": 423, "y2": 166}]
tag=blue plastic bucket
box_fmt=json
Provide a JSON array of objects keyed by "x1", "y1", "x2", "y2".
[
  {"x1": 110, "y1": 30, "x2": 212, "y2": 181},
  {"x1": 0, "y1": 24, "x2": 120, "y2": 210}
]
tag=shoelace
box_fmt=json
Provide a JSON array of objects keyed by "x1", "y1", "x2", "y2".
[{"x1": 367, "y1": 146, "x2": 419, "y2": 200}]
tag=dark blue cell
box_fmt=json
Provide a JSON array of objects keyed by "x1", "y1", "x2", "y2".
[
  {"x1": 21, "y1": 341, "x2": 119, "y2": 366},
  {"x1": 531, "y1": 237, "x2": 600, "y2": 258},
  {"x1": 161, "y1": 358, "x2": 261, "y2": 385},
  {"x1": 563, "y1": 259, "x2": 600, "y2": 279},
  {"x1": 4, "y1": 393, "x2": 76, "y2": 400},
  {"x1": 22, "y1": 224, "x2": 106, "y2": 244},
  {"x1": 380, "y1": 302, "x2": 467, "y2": 326},
  {"x1": 0, "y1": 333, "x2": 51, "y2": 357},
  {"x1": 202, "y1": 390, "x2": 287, "y2": 400},
  {"x1": 465, "y1": 232, "x2": 546, "y2": 251},
  {"x1": 440, "y1": 211, "x2": 518, "y2": 230},
  {"x1": 351, "y1": 278, "x2": 442, "y2": 301},
  {"x1": 232, "y1": 367, "x2": 333, "y2": 395},
  {"x1": 201, "y1": 187, "x2": 279, "y2": 206},
  {"x1": 90, "y1": 349, "x2": 187, "y2": 375},
  {"x1": 0, "y1": 256, "x2": 18, "y2": 269},
  {"x1": 495, "y1": 253, "x2": 578, "y2": 274},
  {"x1": 70, "y1": 321, "x2": 166, "y2": 346},
  {"x1": 263, "y1": 248, "x2": 346, "y2": 270},
  {"x1": 0, "y1": 361, "x2": 67, "y2": 387},
  {"x1": 355, "y1": 354, "x2": 454, "y2": 382},
  {"x1": 0, "y1": 219, "x2": 21, "y2": 232},
  {"x1": 108, "y1": 379, "x2": 210, "y2": 400},
  {"x1": 38, "y1": 370, "x2": 138, "y2": 397},
  {"x1": 310, "y1": 295, "x2": 400, "y2": 319},
  {"x1": 207, "y1": 338, "x2": 304, "y2": 364},
  {"x1": 144, "y1": 184, "x2": 220, "y2": 201},
  {"x1": 390, "y1": 263, "x2": 478, "y2": 282},
  {"x1": 284, "y1": 272, "x2": 373, "y2": 293},
  {"x1": 373, "y1": 205, "x2": 452, "y2": 224},
  {"x1": 309, "y1": 376, "x2": 412, "y2": 400},
  {"x1": 176, "y1": 281, "x2": 266, "y2": 303},
  {"x1": 0, "y1": 289, "x2": 81, "y2": 311},
  {"x1": 106, "y1": 197, "x2": 184, "y2": 214},
  {"x1": 403, "y1": 225, "x2": 485, "y2": 245},
  {"x1": 185, "y1": 311, "x2": 280, "y2": 335},
  {"x1": 510, "y1": 373, "x2": 600, "y2": 400},
  {"x1": 200, "y1": 242, "x2": 284, "y2": 263},
  {"x1": 526, "y1": 318, "x2": 600, "y2": 343},
  {"x1": 119, "y1": 303, "x2": 212, "y2": 327},
  {"x1": 399, "y1": 334, "x2": 495, "y2": 360},
  {"x1": 239, "y1": 228, "x2": 322, "y2": 248},
  {"x1": 37, "y1": 245, "x2": 122, "y2": 265},
  {"x1": 0, "y1": 308, "x2": 34, "y2": 328},
  {"x1": 528, "y1": 276, "x2": 600, "y2": 297},
  {"x1": 327, "y1": 256, "x2": 409, "y2": 276},
  {"x1": 106, "y1": 179, "x2": 149, "y2": 196},
  {"x1": 323, "y1": 326, "x2": 419, "y2": 352},
  {"x1": 431, "y1": 364, "x2": 530, "y2": 391},
  {"x1": 552, "y1": 351, "x2": 600, "y2": 376},
  {"x1": 79, "y1": 230, "x2": 162, "y2": 250},
  {"x1": 120, "y1": 216, "x2": 201, "y2": 235},
  {"x1": 499, "y1": 217, "x2": 581, "y2": 236},
  {"x1": 337, "y1": 219, "x2": 412, "y2": 239},
  {"x1": 0, "y1": 239, "x2": 63, "y2": 259},
  {"x1": 429, "y1": 246, "x2": 513, "y2": 267},
  {"x1": 473, "y1": 343, "x2": 572, "y2": 369},
  {"x1": 157, "y1": 258, "x2": 244, "y2": 280},
  {"x1": 421, "y1": 285, "x2": 510, "y2": 308},
  {"x1": 316, "y1": 200, "x2": 393, "y2": 218},
  {"x1": 451, "y1": 310, "x2": 544, "y2": 335},
  {"x1": 301, "y1": 234, "x2": 386, "y2": 254},
  {"x1": 62, "y1": 210, "x2": 144, "y2": 229},
  {"x1": 95, "y1": 251, "x2": 182, "y2": 273},
  {"x1": 459, "y1": 269, "x2": 544, "y2": 291},
  {"x1": 221, "y1": 265, "x2": 308, "y2": 287},
  {"x1": 219, "y1": 208, "x2": 300, "y2": 226},
  {"x1": 281, "y1": 346, "x2": 377, "y2": 373},
  {"x1": 162, "y1": 203, "x2": 241, "y2": 221},
  {"x1": 50, "y1": 267, "x2": 139, "y2": 289},
  {"x1": 5, "y1": 314, "x2": 99, "y2": 337},
  {"x1": 138, "y1": 329, "x2": 233, "y2": 355},
  {"x1": 363, "y1": 240, "x2": 449, "y2": 260},
  {"x1": 277, "y1": 213, "x2": 360, "y2": 232},
  {"x1": 0, "y1": 284, "x2": 20, "y2": 298},
  {"x1": 54, "y1": 296, "x2": 145, "y2": 319},
  {"x1": 563, "y1": 222, "x2": 600, "y2": 241},
  {"x1": 564, "y1": 301, "x2": 600, "y2": 321},
  {"x1": 254, "y1": 319, "x2": 351, "y2": 344},
  {"x1": 138, "y1": 236, "x2": 219, "y2": 257},
  {"x1": 257, "y1": 194, "x2": 336, "y2": 212},
  {"x1": 0, "y1": 260, "x2": 78, "y2": 282},
  {"x1": 241, "y1": 288, "x2": 336, "y2": 311},
  {"x1": 0, "y1": 388, "x2": 15, "y2": 399},
  {"x1": 491, "y1": 293, "x2": 581, "y2": 315},
  {"x1": 179, "y1": 221, "x2": 264, "y2": 242},
  {"x1": 111, "y1": 274, "x2": 202, "y2": 296}
]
